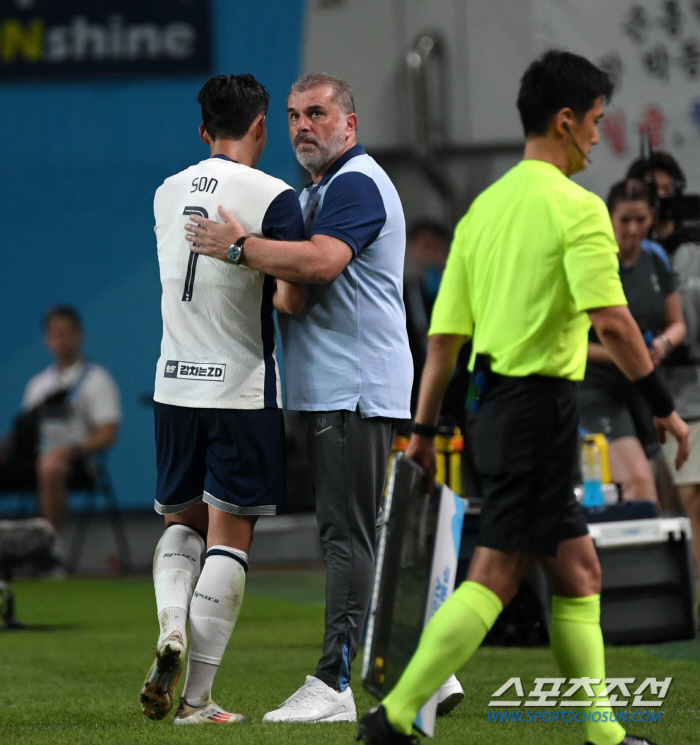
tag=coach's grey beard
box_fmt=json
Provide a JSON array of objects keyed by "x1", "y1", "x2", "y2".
[{"x1": 294, "y1": 127, "x2": 347, "y2": 175}]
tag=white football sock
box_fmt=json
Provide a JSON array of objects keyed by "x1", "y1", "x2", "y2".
[
  {"x1": 184, "y1": 546, "x2": 248, "y2": 706},
  {"x1": 153, "y1": 523, "x2": 205, "y2": 648},
  {"x1": 181, "y1": 660, "x2": 218, "y2": 707}
]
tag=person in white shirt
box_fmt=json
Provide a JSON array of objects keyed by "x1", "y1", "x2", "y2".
[
  {"x1": 0, "y1": 305, "x2": 120, "y2": 531},
  {"x1": 139, "y1": 74, "x2": 306, "y2": 727}
]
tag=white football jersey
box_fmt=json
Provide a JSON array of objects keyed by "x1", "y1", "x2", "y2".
[{"x1": 153, "y1": 155, "x2": 303, "y2": 409}]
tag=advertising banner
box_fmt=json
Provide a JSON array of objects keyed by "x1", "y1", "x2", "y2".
[{"x1": 0, "y1": 0, "x2": 211, "y2": 80}]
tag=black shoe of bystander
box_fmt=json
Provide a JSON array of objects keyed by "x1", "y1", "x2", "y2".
[
  {"x1": 585, "y1": 735, "x2": 660, "y2": 745},
  {"x1": 357, "y1": 705, "x2": 419, "y2": 744}
]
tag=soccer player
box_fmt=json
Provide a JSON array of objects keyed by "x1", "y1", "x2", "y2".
[
  {"x1": 139, "y1": 74, "x2": 305, "y2": 725},
  {"x1": 356, "y1": 51, "x2": 689, "y2": 745},
  {"x1": 184, "y1": 74, "x2": 465, "y2": 724}
]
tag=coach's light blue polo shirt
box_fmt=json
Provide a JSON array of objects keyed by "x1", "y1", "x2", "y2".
[{"x1": 279, "y1": 144, "x2": 412, "y2": 419}]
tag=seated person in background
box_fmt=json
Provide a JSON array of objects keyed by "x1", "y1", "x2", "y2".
[
  {"x1": 0, "y1": 305, "x2": 120, "y2": 531},
  {"x1": 579, "y1": 179, "x2": 685, "y2": 501}
]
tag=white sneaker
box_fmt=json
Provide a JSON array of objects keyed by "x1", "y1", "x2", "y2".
[
  {"x1": 436, "y1": 674, "x2": 464, "y2": 716},
  {"x1": 173, "y1": 697, "x2": 245, "y2": 725},
  {"x1": 263, "y1": 675, "x2": 357, "y2": 722}
]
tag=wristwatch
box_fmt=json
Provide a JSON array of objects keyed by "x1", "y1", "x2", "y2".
[{"x1": 227, "y1": 236, "x2": 248, "y2": 264}]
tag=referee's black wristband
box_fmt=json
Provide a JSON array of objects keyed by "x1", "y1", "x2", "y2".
[
  {"x1": 633, "y1": 368, "x2": 675, "y2": 418},
  {"x1": 412, "y1": 422, "x2": 438, "y2": 438}
]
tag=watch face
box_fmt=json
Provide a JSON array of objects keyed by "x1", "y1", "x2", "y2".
[{"x1": 227, "y1": 244, "x2": 242, "y2": 264}]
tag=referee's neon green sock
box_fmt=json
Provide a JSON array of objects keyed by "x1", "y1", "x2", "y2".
[
  {"x1": 382, "y1": 580, "x2": 503, "y2": 735},
  {"x1": 549, "y1": 595, "x2": 626, "y2": 745}
]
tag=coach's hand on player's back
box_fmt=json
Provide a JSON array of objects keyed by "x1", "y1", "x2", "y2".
[
  {"x1": 185, "y1": 206, "x2": 245, "y2": 262},
  {"x1": 406, "y1": 434, "x2": 438, "y2": 492},
  {"x1": 654, "y1": 410, "x2": 690, "y2": 470}
]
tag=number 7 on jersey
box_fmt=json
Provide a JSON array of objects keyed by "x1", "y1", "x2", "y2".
[{"x1": 182, "y1": 206, "x2": 209, "y2": 301}]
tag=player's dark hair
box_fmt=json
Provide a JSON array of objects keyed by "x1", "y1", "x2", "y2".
[
  {"x1": 626, "y1": 151, "x2": 687, "y2": 195},
  {"x1": 606, "y1": 178, "x2": 656, "y2": 214},
  {"x1": 517, "y1": 50, "x2": 614, "y2": 137},
  {"x1": 197, "y1": 74, "x2": 270, "y2": 141},
  {"x1": 43, "y1": 304, "x2": 82, "y2": 331},
  {"x1": 408, "y1": 219, "x2": 451, "y2": 246}
]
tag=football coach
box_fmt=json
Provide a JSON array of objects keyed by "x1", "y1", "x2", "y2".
[{"x1": 185, "y1": 73, "x2": 419, "y2": 722}]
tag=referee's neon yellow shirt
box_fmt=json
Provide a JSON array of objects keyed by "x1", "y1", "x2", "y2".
[{"x1": 429, "y1": 159, "x2": 627, "y2": 381}]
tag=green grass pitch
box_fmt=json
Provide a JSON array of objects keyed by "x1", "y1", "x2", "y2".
[{"x1": 1, "y1": 572, "x2": 699, "y2": 744}]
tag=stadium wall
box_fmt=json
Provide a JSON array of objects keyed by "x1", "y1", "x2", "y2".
[
  {"x1": 0, "y1": 1, "x2": 306, "y2": 510},
  {"x1": 7, "y1": 0, "x2": 693, "y2": 513}
]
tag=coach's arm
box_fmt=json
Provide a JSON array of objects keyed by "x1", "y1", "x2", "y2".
[
  {"x1": 273, "y1": 280, "x2": 309, "y2": 315},
  {"x1": 185, "y1": 206, "x2": 353, "y2": 284}
]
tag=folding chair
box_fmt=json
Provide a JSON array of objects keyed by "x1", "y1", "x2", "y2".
[{"x1": 66, "y1": 460, "x2": 132, "y2": 574}]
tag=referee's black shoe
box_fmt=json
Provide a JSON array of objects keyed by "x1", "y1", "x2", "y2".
[
  {"x1": 357, "y1": 705, "x2": 419, "y2": 744},
  {"x1": 586, "y1": 736, "x2": 659, "y2": 745}
]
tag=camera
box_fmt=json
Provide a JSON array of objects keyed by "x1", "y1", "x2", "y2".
[
  {"x1": 628, "y1": 130, "x2": 700, "y2": 229},
  {"x1": 657, "y1": 194, "x2": 700, "y2": 224}
]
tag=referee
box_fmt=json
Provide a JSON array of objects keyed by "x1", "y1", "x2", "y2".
[{"x1": 358, "y1": 51, "x2": 688, "y2": 745}]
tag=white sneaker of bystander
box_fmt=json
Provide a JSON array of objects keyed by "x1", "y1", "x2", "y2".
[{"x1": 263, "y1": 675, "x2": 357, "y2": 722}]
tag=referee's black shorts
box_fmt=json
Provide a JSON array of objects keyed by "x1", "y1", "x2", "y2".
[{"x1": 472, "y1": 374, "x2": 588, "y2": 557}]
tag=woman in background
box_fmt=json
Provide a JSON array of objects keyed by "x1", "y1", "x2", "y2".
[{"x1": 579, "y1": 179, "x2": 686, "y2": 501}]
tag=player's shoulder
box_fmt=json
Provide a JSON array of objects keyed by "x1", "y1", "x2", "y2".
[
  {"x1": 217, "y1": 164, "x2": 296, "y2": 206},
  {"x1": 251, "y1": 171, "x2": 297, "y2": 199},
  {"x1": 154, "y1": 163, "x2": 196, "y2": 209},
  {"x1": 157, "y1": 160, "x2": 205, "y2": 190},
  {"x1": 156, "y1": 158, "x2": 225, "y2": 194},
  {"x1": 155, "y1": 160, "x2": 294, "y2": 211}
]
